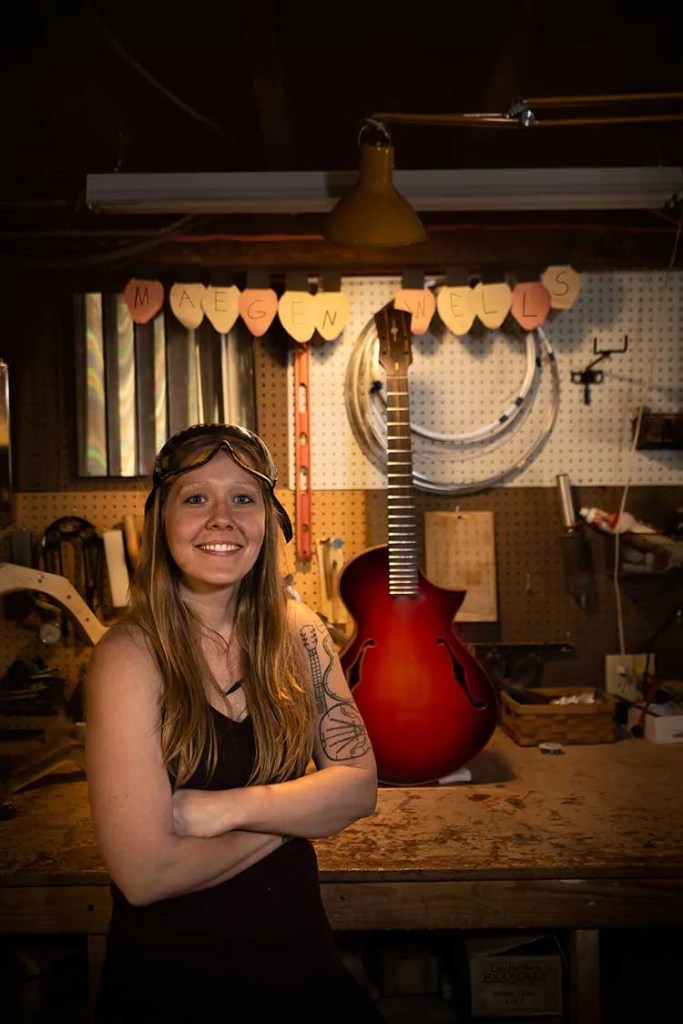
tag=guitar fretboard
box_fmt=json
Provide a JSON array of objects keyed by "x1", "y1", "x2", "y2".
[{"x1": 386, "y1": 372, "x2": 418, "y2": 595}]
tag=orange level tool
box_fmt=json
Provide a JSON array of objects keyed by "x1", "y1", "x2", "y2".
[{"x1": 294, "y1": 343, "x2": 312, "y2": 562}]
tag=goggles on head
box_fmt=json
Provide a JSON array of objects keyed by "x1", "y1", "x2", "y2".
[{"x1": 144, "y1": 423, "x2": 293, "y2": 543}]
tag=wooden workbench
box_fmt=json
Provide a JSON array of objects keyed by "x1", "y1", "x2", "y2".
[{"x1": 2, "y1": 729, "x2": 683, "y2": 1022}]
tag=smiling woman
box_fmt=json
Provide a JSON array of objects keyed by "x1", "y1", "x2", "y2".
[
  {"x1": 84, "y1": 422, "x2": 384, "y2": 1023},
  {"x1": 162, "y1": 453, "x2": 267, "y2": 594}
]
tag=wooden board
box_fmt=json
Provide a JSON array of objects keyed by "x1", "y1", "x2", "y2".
[{"x1": 423, "y1": 510, "x2": 497, "y2": 621}]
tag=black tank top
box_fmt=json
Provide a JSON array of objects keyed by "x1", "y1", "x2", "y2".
[
  {"x1": 108, "y1": 708, "x2": 331, "y2": 948},
  {"x1": 98, "y1": 709, "x2": 386, "y2": 1022}
]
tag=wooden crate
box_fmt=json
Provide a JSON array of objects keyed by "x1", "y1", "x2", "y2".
[{"x1": 499, "y1": 687, "x2": 617, "y2": 746}]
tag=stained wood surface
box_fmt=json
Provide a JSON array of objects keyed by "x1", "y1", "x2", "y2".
[{"x1": 1, "y1": 730, "x2": 682, "y2": 887}]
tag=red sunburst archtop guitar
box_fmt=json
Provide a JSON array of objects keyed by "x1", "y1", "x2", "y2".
[{"x1": 339, "y1": 302, "x2": 498, "y2": 785}]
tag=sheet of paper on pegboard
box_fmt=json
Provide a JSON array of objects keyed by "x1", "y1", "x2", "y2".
[{"x1": 424, "y1": 510, "x2": 498, "y2": 622}]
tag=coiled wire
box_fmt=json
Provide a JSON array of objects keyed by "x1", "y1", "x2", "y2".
[{"x1": 345, "y1": 317, "x2": 560, "y2": 495}]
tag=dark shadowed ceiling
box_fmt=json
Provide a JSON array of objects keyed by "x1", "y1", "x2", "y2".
[{"x1": 2, "y1": 0, "x2": 682, "y2": 272}]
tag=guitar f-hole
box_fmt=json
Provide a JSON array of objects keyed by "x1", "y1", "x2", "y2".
[
  {"x1": 436, "y1": 637, "x2": 489, "y2": 709},
  {"x1": 346, "y1": 638, "x2": 376, "y2": 689}
]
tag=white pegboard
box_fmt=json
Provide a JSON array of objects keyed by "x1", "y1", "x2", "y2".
[{"x1": 290, "y1": 272, "x2": 683, "y2": 490}]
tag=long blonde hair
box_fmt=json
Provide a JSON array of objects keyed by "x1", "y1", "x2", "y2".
[{"x1": 124, "y1": 445, "x2": 314, "y2": 786}]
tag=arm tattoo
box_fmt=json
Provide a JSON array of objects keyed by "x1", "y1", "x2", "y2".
[{"x1": 300, "y1": 623, "x2": 370, "y2": 761}]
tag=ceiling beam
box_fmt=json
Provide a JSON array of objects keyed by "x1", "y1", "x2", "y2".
[
  {"x1": 478, "y1": 0, "x2": 546, "y2": 113},
  {"x1": 236, "y1": 0, "x2": 293, "y2": 169}
]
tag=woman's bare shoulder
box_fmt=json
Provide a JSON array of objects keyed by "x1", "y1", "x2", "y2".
[
  {"x1": 85, "y1": 618, "x2": 163, "y2": 716},
  {"x1": 88, "y1": 621, "x2": 160, "y2": 692},
  {"x1": 94, "y1": 620, "x2": 152, "y2": 657},
  {"x1": 285, "y1": 597, "x2": 322, "y2": 632}
]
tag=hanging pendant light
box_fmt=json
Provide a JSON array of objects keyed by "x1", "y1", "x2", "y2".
[{"x1": 323, "y1": 120, "x2": 426, "y2": 247}]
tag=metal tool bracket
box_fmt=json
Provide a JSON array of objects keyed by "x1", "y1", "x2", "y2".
[{"x1": 570, "y1": 335, "x2": 629, "y2": 404}]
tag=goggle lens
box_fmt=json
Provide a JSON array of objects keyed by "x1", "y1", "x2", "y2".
[
  {"x1": 145, "y1": 425, "x2": 292, "y2": 543},
  {"x1": 156, "y1": 437, "x2": 276, "y2": 489}
]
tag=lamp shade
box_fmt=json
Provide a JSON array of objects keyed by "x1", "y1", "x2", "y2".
[{"x1": 323, "y1": 143, "x2": 426, "y2": 247}]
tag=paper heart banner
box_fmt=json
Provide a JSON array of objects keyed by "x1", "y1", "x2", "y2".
[
  {"x1": 471, "y1": 282, "x2": 512, "y2": 329},
  {"x1": 121, "y1": 264, "x2": 580, "y2": 339},
  {"x1": 393, "y1": 287, "x2": 436, "y2": 335},
  {"x1": 202, "y1": 284, "x2": 240, "y2": 333},
  {"x1": 169, "y1": 283, "x2": 206, "y2": 329},
  {"x1": 541, "y1": 265, "x2": 581, "y2": 310},
  {"x1": 436, "y1": 285, "x2": 475, "y2": 336},
  {"x1": 314, "y1": 290, "x2": 350, "y2": 341},
  {"x1": 278, "y1": 289, "x2": 318, "y2": 344},
  {"x1": 239, "y1": 288, "x2": 278, "y2": 337},
  {"x1": 123, "y1": 278, "x2": 164, "y2": 325},
  {"x1": 510, "y1": 281, "x2": 551, "y2": 330}
]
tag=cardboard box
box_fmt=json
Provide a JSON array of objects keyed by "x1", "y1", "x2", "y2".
[
  {"x1": 627, "y1": 702, "x2": 683, "y2": 744},
  {"x1": 467, "y1": 933, "x2": 562, "y2": 1018}
]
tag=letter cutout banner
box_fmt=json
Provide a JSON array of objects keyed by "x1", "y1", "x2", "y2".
[{"x1": 123, "y1": 268, "x2": 580, "y2": 340}]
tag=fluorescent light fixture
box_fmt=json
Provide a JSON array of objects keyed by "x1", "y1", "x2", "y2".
[{"x1": 86, "y1": 166, "x2": 683, "y2": 215}]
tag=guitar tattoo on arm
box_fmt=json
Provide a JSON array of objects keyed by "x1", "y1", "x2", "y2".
[{"x1": 300, "y1": 623, "x2": 370, "y2": 761}]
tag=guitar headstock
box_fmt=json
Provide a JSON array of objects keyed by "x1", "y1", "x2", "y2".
[
  {"x1": 300, "y1": 624, "x2": 318, "y2": 651},
  {"x1": 375, "y1": 303, "x2": 413, "y2": 375}
]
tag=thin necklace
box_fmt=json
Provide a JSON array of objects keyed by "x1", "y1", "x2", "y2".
[{"x1": 205, "y1": 625, "x2": 241, "y2": 698}]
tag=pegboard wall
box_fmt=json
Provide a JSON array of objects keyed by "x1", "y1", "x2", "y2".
[
  {"x1": 2, "y1": 484, "x2": 681, "y2": 693},
  {"x1": 293, "y1": 272, "x2": 683, "y2": 490},
  {"x1": 1, "y1": 272, "x2": 682, "y2": 692}
]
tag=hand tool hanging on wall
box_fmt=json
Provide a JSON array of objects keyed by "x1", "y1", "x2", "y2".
[
  {"x1": 102, "y1": 529, "x2": 131, "y2": 611},
  {"x1": 41, "y1": 516, "x2": 104, "y2": 619},
  {"x1": 278, "y1": 271, "x2": 351, "y2": 563},
  {"x1": 570, "y1": 336, "x2": 628, "y2": 405},
  {"x1": 556, "y1": 473, "x2": 595, "y2": 611},
  {"x1": 4, "y1": 528, "x2": 35, "y2": 623},
  {"x1": 123, "y1": 514, "x2": 143, "y2": 570},
  {"x1": 316, "y1": 536, "x2": 349, "y2": 631},
  {"x1": 294, "y1": 344, "x2": 312, "y2": 561},
  {"x1": 279, "y1": 272, "x2": 317, "y2": 562}
]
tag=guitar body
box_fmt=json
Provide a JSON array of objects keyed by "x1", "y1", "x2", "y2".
[
  {"x1": 340, "y1": 302, "x2": 498, "y2": 786},
  {"x1": 340, "y1": 544, "x2": 498, "y2": 785}
]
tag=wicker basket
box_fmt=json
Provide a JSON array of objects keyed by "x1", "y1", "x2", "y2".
[{"x1": 499, "y1": 686, "x2": 617, "y2": 746}]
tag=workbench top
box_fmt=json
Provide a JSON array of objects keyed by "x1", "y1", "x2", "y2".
[{"x1": 2, "y1": 729, "x2": 682, "y2": 887}]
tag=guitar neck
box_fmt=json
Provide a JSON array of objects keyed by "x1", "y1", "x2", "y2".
[{"x1": 386, "y1": 368, "x2": 418, "y2": 595}]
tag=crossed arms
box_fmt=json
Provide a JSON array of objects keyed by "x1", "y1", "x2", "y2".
[{"x1": 85, "y1": 603, "x2": 377, "y2": 906}]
